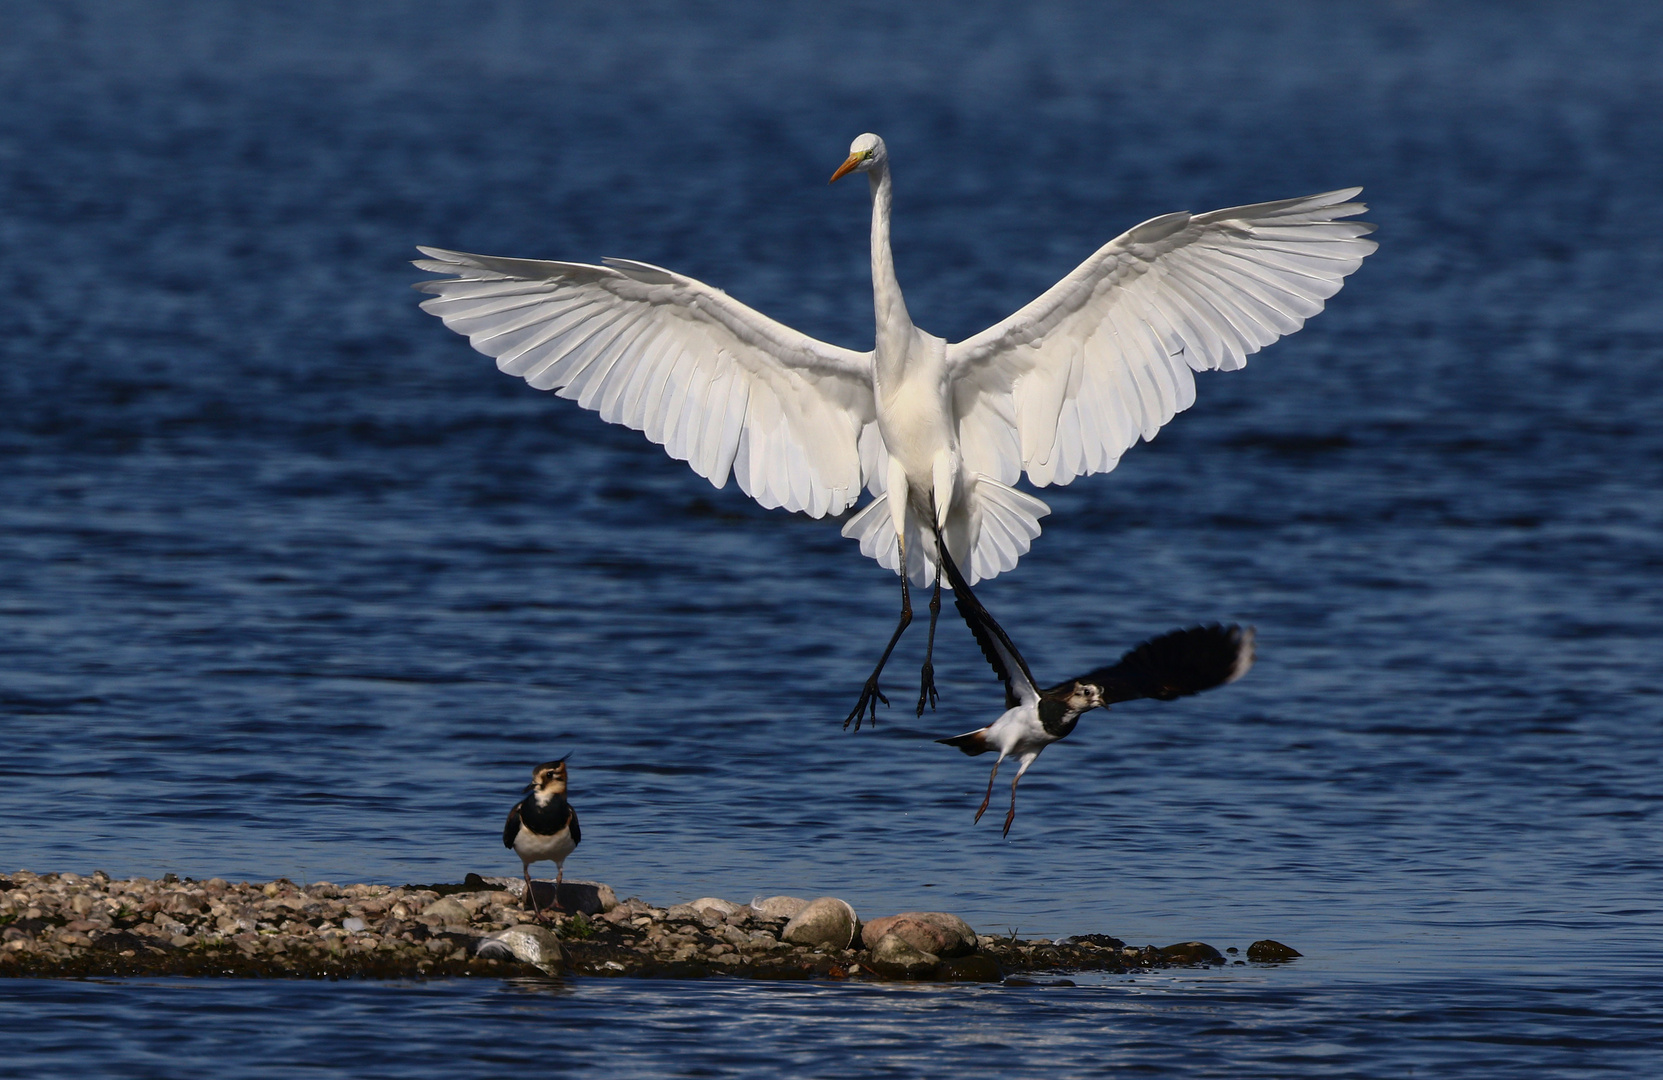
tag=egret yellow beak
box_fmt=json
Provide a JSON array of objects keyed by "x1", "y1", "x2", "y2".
[{"x1": 829, "y1": 152, "x2": 866, "y2": 184}]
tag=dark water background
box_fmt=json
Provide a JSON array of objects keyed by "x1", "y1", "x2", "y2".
[{"x1": 2, "y1": 1, "x2": 1661, "y2": 1075}]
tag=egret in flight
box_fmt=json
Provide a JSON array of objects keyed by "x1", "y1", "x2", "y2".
[{"x1": 414, "y1": 134, "x2": 1374, "y2": 728}]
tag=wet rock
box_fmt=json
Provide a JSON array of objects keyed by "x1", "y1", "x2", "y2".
[
  {"x1": 781, "y1": 897, "x2": 857, "y2": 949},
  {"x1": 523, "y1": 879, "x2": 616, "y2": 916},
  {"x1": 476, "y1": 924, "x2": 563, "y2": 973},
  {"x1": 937, "y1": 953, "x2": 1003, "y2": 982},
  {"x1": 861, "y1": 912, "x2": 977, "y2": 958},
  {"x1": 421, "y1": 898, "x2": 472, "y2": 923},
  {"x1": 1159, "y1": 941, "x2": 1224, "y2": 965},
  {"x1": 1246, "y1": 939, "x2": 1301, "y2": 962},
  {"x1": 750, "y1": 895, "x2": 809, "y2": 921},
  {"x1": 865, "y1": 934, "x2": 939, "y2": 978}
]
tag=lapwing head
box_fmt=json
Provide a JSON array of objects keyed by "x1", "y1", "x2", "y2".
[
  {"x1": 1060, "y1": 681, "x2": 1105, "y2": 713},
  {"x1": 527, "y1": 756, "x2": 570, "y2": 797}
]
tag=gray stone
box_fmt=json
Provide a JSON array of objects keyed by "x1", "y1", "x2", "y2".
[
  {"x1": 421, "y1": 897, "x2": 471, "y2": 923},
  {"x1": 687, "y1": 897, "x2": 740, "y2": 918},
  {"x1": 750, "y1": 895, "x2": 810, "y2": 921},
  {"x1": 781, "y1": 897, "x2": 857, "y2": 949},
  {"x1": 523, "y1": 879, "x2": 617, "y2": 916},
  {"x1": 476, "y1": 875, "x2": 525, "y2": 896},
  {"x1": 477, "y1": 924, "x2": 563, "y2": 973},
  {"x1": 861, "y1": 912, "x2": 977, "y2": 957},
  {"x1": 866, "y1": 933, "x2": 939, "y2": 977}
]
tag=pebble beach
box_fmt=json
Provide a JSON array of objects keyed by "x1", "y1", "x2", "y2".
[{"x1": 1, "y1": 870, "x2": 1297, "y2": 982}]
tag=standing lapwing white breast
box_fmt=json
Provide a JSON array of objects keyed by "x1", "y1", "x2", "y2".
[
  {"x1": 932, "y1": 537, "x2": 1254, "y2": 836},
  {"x1": 503, "y1": 757, "x2": 581, "y2": 917}
]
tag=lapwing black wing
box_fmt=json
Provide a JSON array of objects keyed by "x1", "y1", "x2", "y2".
[
  {"x1": 503, "y1": 756, "x2": 581, "y2": 919},
  {"x1": 930, "y1": 525, "x2": 1253, "y2": 836}
]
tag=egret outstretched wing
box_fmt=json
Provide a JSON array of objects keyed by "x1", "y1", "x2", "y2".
[
  {"x1": 947, "y1": 189, "x2": 1377, "y2": 487},
  {"x1": 414, "y1": 248, "x2": 877, "y2": 518}
]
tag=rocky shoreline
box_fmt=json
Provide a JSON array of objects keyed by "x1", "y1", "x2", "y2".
[{"x1": 1, "y1": 870, "x2": 1300, "y2": 982}]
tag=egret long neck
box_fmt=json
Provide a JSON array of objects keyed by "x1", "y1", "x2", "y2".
[{"x1": 868, "y1": 165, "x2": 914, "y2": 380}]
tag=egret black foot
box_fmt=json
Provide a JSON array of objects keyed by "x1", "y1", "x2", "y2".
[
  {"x1": 844, "y1": 679, "x2": 888, "y2": 731},
  {"x1": 916, "y1": 662, "x2": 938, "y2": 716}
]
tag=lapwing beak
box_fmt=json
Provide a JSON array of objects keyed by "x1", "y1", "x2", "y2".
[{"x1": 521, "y1": 782, "x2": 535, "y2": 794}]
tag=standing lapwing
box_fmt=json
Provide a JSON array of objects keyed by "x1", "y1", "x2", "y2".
[
  {"x1": 503, "y1": 757, "x2": 581, "y2": 918},
  {"x1": 931, "y1": 528, "x2": 1254, "y2": 836}
]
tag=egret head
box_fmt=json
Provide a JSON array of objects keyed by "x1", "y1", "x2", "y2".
[{"x1": 830, "y1": 133, "x2": 886, "y2": 183}]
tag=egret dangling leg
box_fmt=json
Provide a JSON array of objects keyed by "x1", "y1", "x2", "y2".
[
  {"x1": 844, "y1": 570, "x2": 912, "y2": 731},
  {"x1": 916, "y1": 568, "x2": 942, "y2": 716}
]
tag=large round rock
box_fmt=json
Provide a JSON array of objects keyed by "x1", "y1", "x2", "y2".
[
  {"x1": 861, "y1": 912, "x2": 976, "y2": 957},
  {"x1": 866, "y1": 933, "x2": 939, "y2": 978},
  {"x1": 750, "y1": 895, "x2": 809, "y2": 921},
  {"x1": 781, "y1": 897, "x2": 858, "y2": 949},
  {"x1": 477, "y1": 924, "x2": 564, "y2": 973},
  {"x1": 421, "y1": 897, "x2": 472, "y2": 924}
]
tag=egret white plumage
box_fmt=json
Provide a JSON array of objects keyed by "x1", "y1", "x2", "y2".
[
  {"x1": 413, "y1": 134, "x2": 1374, "y2": 728},
  {"x1": 932, "y1": 535, "x2": 1255, "y2": 836}
]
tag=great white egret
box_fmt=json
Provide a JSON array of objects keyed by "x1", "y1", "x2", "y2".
[
  {"x1": 413, "y1": 133, "x2": 1374, "y2": 728},
  {"x1": 932, "y1": 531, "x2": 1253, "y2": 836}
]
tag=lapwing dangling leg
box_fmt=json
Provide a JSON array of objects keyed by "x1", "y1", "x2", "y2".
[
  {"x1": 845, "y1": 541, "x2": 913, "y2": 731},
  {"x1": 1003, "y1": 754, "x2": 1039, "y2": 837},
  {"x1": 975, "y1": 754, "x2": 1005, "y2": 824}
]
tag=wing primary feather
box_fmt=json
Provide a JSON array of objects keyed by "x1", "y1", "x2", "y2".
[{"x1": 1069, "y1": 623, "x2": 1255, "y2": 705}]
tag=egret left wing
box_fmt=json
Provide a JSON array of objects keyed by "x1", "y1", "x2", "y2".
[
  {"x1": 415, "y1": 248, "x2": 876, "y2": 518},
  {"x1": 946, "y1": 190, "x2": 1376, "y2": 487}
]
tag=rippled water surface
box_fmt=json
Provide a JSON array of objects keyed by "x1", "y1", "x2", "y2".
[{"x1": 2, "y1": 2, "x2": 1661, "y2": 1076}]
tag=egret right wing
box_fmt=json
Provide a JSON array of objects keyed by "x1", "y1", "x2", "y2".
[
  {"x1": 947, "y1": 190, "x2": 1376, "y2": 488},
  {"x1": 415, "y1": 248, "x2": 876, "y2": 518},
  {"x1": 934, "y1": 529, "x2": 1039, "y2": 709}
]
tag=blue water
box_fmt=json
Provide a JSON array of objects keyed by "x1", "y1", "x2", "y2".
[{"x1": 3, "y1": 1, "x2": 1662, "y2": 1075}]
